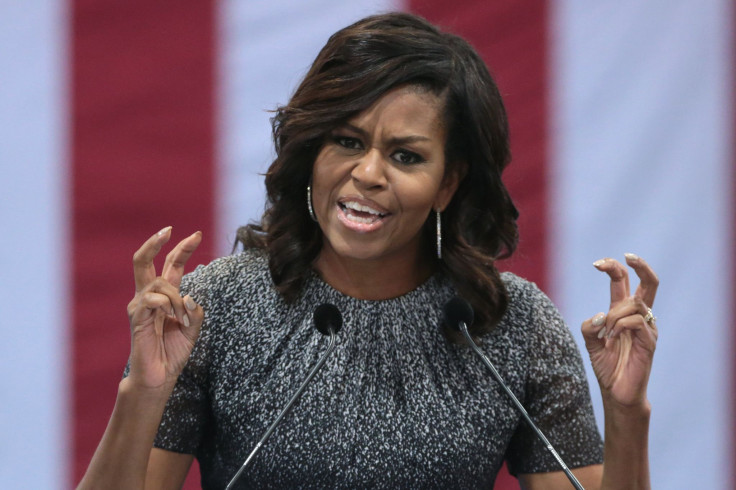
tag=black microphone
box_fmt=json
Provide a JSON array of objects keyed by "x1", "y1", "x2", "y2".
[
  {"x1": 226, "y1": 303, "x2": 343, "y2": 489},
  {"x1": 314, "y1": 303, "x2": 343, "y2": 335},
  {"x1": 443, "y1": 297, "x2": 585, "y2": 490}
]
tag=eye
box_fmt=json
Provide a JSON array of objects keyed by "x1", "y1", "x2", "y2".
[
  {"x1": 391, "y1": 149, "x2": 425, "y2": 165},
  {"x1": 333, "y1": 136, "x2": 363, "y2": 151}
]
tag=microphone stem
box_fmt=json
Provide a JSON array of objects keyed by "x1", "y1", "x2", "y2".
[
  {"x1": 459, "y1": 322, "x2": 585, "y2": 490},
  {"x1": 226, "y1": 327, "x2": 338, "y2": 489}
]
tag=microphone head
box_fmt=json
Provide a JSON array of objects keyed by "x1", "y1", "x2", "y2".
[
  {"x1": 443, "y1": 297, "x2": 474, "y2": 331},
  {"x1": 313, "y1": 303, "x2": 343, "y2": 336}
]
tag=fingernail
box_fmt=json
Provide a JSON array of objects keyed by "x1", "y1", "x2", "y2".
[
  {"x1": 608, "y1": 328, "x2": 616, "y2": 339},
  {"x1": 184, "y1": 295, "x2": 197, "y2": 311},
  {"x1": 624, "y1": 252, "x2": 639, "y2": 262},
  {"x1": 593, "y1": 259, "x2": 606, "y2": 267},
  {"x1": 592, "y1": 313, "x2": 605, "y2": 327},
  {"x1": 597, "y1": 327, "x2": 607, "y2": 339},
  {"x1": 157, "y1": 226, "x2": 172, "y2": 237},
  {"x1": 182, "y1": 314, "x2": 191, "y2": 327}
]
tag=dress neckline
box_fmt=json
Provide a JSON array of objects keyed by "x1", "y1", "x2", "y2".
[{"x1": 304, "y1": 267, "x2": 445, "y2": 307}]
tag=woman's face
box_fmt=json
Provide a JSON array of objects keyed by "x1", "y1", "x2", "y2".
[{"x1": 311, "y1": 85, "x2": 460, "y2": 267}]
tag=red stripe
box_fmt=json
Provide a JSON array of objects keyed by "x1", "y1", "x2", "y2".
[
  {"x1": 408, "y1": 1, "x2": 550, "y2": 292},
  {"x1": 732, "y1": 0, "x2": 736, "y2": 484},
  {"x1": 409, "y1": 2, "x2": 549, "y2": 488},
  {"x1": 71, "y1": 0, "x2": 216, "y2": 486}
]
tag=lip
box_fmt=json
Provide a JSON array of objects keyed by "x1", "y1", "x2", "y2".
[
  {"x1": 336, "y1": 196, "x2": 391, "y2": 233},
  {"x1": 337, "y1": 196, "x2": 390, "y2": 214}
]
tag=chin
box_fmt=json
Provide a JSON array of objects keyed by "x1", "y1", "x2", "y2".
[{"x1": 333, "y1": 243, "x2": 387, "y2": 262}]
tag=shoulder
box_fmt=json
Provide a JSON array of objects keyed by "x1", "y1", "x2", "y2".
[
  {"x1": 500, "y1": 271, "x2": 543, "y2": 300},
  {"x1": 180, "y1": 248, "x2": 272, "y2": 308},
  {"x1": 497, "y1": 272, "x2": 575, "y2": 345},
  {"x1": 499, "y1": 271, "x2": 557, "y2": 318}
]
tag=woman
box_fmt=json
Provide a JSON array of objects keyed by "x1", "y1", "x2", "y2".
[{"x1": 79, "y1": 13, "x2": 657, "y2": 489}]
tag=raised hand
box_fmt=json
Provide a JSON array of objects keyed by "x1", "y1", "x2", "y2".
[
  {"x1": 581, "y1": 254, "x2": 659, "y2": 407},
  {"x1": 126, "y1": 227, "x2": 204, "y2": 391}
]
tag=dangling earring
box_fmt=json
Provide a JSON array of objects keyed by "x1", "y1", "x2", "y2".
[
  {"x1": 307, "y1": 185, "x2": 318, "y2": 222},
  {"x1": 435, "y1": 209, "x2": 442, "y2": 260}
]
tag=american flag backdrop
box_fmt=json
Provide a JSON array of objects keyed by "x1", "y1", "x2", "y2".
[{"x1": 2, "y1": 1, "x2": 734, "y2": 488}]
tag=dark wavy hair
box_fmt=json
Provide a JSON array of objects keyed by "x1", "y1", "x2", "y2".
[{"x1": 236, "y1": 12, "x2": 519, "y2": 339}]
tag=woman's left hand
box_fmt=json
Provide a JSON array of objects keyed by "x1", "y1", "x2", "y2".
[{"x1": 581, "y1": 254, "x2": 659, "y2": 407}]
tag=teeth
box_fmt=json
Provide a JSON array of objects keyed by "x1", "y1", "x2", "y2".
[
  {"x1": 345, "y1": 213, "x2": 377, "y2": 224},
  {"x1": 342, "y1": 201, "x2": 384, "y2": 216}
]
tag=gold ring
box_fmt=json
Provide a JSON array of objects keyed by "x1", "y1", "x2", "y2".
[{"x1": 643, "y1": 307, "x2": 656, "y2": 325}]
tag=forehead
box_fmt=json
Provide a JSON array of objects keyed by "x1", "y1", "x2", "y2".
[{"x1": 346, "y1": 85, "x2": 446, "y2": 137}]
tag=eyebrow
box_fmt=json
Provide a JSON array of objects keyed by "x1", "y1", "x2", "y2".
[{"x1": 340, "y1": 123, "x2": 432, "y2": 146}]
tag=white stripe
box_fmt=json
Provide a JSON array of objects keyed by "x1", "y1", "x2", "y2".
[
  {"x1": 216, "y1": 0, "x2": 403, "y2": 254},
  {"x1": 0, "y1": 0, "x2": 69, "y2": 487},
  {"x1": 551, "y1": 1, "x2": 733, "y2": 488}
]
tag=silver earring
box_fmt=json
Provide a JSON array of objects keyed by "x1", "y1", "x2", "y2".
[
  {"x1": 307, "y1": 185, "x2": 318, "y2": 222},
  {"x1": 436, "y1": 210, "x2": 442, "y2": 260}
]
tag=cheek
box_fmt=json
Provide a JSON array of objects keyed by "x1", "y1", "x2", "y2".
[
  {"x1": 311, "y1": 150, "x2": 330, "y2": 189},
  {"x1": 394, "y1": 173, "x2": 444, "y2": 211},
  {"x1": 311, "y1": 153, "x2": 343, "y2": 213}
]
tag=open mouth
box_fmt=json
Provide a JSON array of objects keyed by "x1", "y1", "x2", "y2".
[{"x1": 338, "y1": 201, "x2": 388, "y2": 225}]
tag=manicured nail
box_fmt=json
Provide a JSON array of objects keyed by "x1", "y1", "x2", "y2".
[
  {"x1": 597, "y1": 327, "x2": 607, "y2": 339},
  {"x1": 607, "y1": 328, "x2": 616, "y2": 339},
  {"x1": 624, "y1": 252, "x2": 639, "y2": 262},
  {"x1": 593, "y1": 259, "x2": 606, "y2": 267},
  {"x1": 157, "y1": 226, "x2": 172, "y2": 237},
  {"x1": 182, "y1": 296, "x2": 197, "y2": 327},
  {"x1": 184, "y1": 295, "x2": 197, "y2": 311},
  {"x1": 592, "y1": 313, "x2": 605, "y2": 327}
]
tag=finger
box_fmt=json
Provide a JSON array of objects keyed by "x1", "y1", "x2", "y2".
[
  {"x1": 605, "y1": 315, "x2": 657, "y2": 352},
  {"x1": 604, "y1": 296, "x2": 649, "y2": 332},
  {"x1": 129, "y1": 291, "x2": 176, "y2": 326},
  {"x1": 581, "y1": 312, "x2": 607, "y2": 351},
  {"x1": 624, "y1": 253, "x2": 660, "y2": 308},
  {"x1": 133, "y1": 226, "x2": 172, "y2": 292},
  {"x1": 161, "y1": 231, "x2": 202, "y2": 290},
  {"x1": 593, "y1": 257, "x2": 630, "y2": 307},
  {"x1": 146, "y1": 278, "x2": 190, "y2": 327},
  {"x1": 181, "y1": 294, "x2": 204, "y2": 340}
]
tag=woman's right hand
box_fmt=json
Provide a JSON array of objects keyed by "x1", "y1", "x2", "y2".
[{"x1": 125, "y1": 226, "x2": 204, "y2": 391}]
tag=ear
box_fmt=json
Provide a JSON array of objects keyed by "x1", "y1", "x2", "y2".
[{"x1": 434, "y1": 162, "x2": 466, "y2": 211}]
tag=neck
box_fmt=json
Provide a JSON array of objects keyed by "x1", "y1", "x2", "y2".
[{"x1": 313, "y1": 245, "x2": 435, "y2": 300}]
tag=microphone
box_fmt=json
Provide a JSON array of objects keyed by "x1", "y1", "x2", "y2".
[
  {"x1": 443, "y1": 296, "x2": 474, "y2": 330},
  {"x1": 226, "y1": 303, "x2": 343, "y2": 489},
  {"x1": 443, "y1": 297, "x2": 585, "y2": 490},
  {"x1": 314, "y1": 303, "x2": 343, "y2": 335}
]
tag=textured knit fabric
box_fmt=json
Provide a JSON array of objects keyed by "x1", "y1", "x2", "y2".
[{"x1": 153, "y1": 249, "x2": 603, "y2": 489}]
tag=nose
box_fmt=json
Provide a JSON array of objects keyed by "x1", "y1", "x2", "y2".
[{"x1": 350, "y1": 148, "x2": 387, "y2": 189}]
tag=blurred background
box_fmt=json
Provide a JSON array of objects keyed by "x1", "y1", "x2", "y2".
[{"x1": 2, "y1": 0, "x2": 733, "y2": 488}]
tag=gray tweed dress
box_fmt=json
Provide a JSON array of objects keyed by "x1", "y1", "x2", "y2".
[{"x1": 151, "y1": 249, "x2": 603, "y2": 489}]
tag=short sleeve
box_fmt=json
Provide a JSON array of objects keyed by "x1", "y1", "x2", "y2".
[
  {"x1": 504, "y1": 280, "x2": 603, "y2": 476},
  {"x1": 151, "y1": 262, "x2": 219, "y2": 455}
]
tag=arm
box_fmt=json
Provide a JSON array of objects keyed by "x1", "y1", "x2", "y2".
[
  {"x1": 587, "y1": 255, "x2": 657, "y2": 490},
  {"x1": 599, "y1": 396, "x2": 650, "y2": 489},
  {"x1": 519, "y1": 254, "x2": 658, "y2": 490},
  {"x1": 519, "y1": 367, "x2": 652, "y2": 490},
  {"x1": 77, "y1": 379, "x2": 182, "y2": 489},
  {"x1": 77, "y1": 227, "x2": 205, "y2": 489},
  {"x1": 519, "y1": 464, "x2": 602, "y2": 490},
  {"x1": 145, "y1": 448, "x2": 195, "y2": 490}
]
